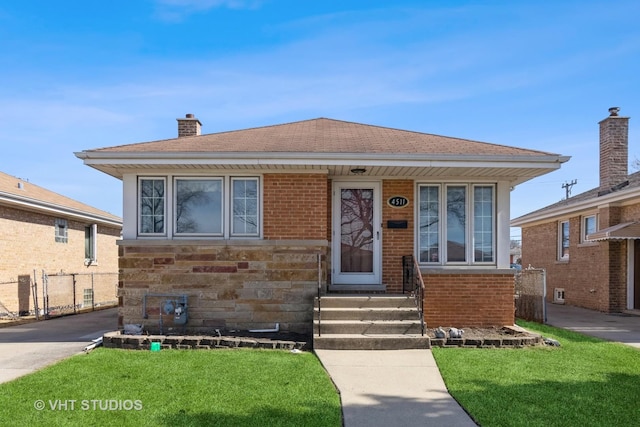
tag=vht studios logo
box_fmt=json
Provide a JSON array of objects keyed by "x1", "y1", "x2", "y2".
[{"x1": 34, "y1": 399, "x2": 143, "y2": 411}]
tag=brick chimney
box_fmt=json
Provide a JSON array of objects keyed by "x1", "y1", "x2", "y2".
[
  {"x1": 599, "y1": 107, "x2": 629, "y2": 195},
  {"x1": 177, "y1": 113, "x2": 202, "y2": 137}
]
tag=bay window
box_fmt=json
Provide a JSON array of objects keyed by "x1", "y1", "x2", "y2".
[{"x1": 418, "y1": 183, "x2": 495, "y2": 265}]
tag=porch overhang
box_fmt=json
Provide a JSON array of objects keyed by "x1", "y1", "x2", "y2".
[{"x1": 587, "y1": 222, "x2": 640, "y2": 241}]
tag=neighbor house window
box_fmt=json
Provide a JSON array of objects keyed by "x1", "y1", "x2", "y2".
[
  {"x1": 582, "y1": 215, "x2": 597, "y2": 242},
  {"x1": 138, "y1": 176, "x2": 260, "y2": 238},
  {"x1": 559, "y1": 220, "x2": 570, "y2": 260},
  {"x1": 139, "y1": 178, "x2": 166, "y2": 235},
  {"x1": 55, "y1": 218, "x2": 68, "y2": 243},
  {"x1": 174, "y1": 178, "x2": 223, "y2": 236},
  {"x1": 418, "y1": 184, "x2": 495, "y2": 265},
  {"x1": 85, "y1": 224, "x2": 97, "y2": 263}
]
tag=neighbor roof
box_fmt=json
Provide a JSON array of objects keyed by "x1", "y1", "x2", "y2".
[
  {"x1": 511, "y1": 170, "x2": 640, "y2": 227},
  {"x1": 0, "y1": 171, "x2": 121, "y2": 227},
  {"x1": 76, "y1": 117, "x2": 569, "y2": 184}
]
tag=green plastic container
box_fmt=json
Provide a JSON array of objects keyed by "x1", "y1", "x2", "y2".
[{"x1": 150, "y1": 342, "x2": 161, "y2": 352}]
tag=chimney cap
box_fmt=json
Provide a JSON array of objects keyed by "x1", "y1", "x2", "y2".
[
  {"x1": 609, "y1": 107, "x2": 620, "y2": 116},
  {"x1": 185, "y1": 113, "x2": 195, "y2": 119}
]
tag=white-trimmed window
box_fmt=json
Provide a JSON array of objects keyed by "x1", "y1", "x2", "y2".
[
  {"x1": 559, "y1": 220, "x2": 570, "y2": 260},
  {"x1": 231, "y1": 178, "x2": 259, "y2": 236},
  {"x1": 137, "y1": 176, "x2": 260, "y2": 238},
  {"x1": 175, "y1": 178, "x2": 223, "y2": 236},
  {"x1": 418, "y1": 183, "x2": 495, "y2": 265},
  {"x1": 582, "y1": 215, "x2": 597, "y2": 243},
  {"x1": 55, "y1": 218, "x2": 68, "y2": 243},
  {"x1": 139, "y1": 178, "x2": 166, "y2": 235},
  {"x1": 85, "y1": 224, "x2": 97, "y2": 263}
]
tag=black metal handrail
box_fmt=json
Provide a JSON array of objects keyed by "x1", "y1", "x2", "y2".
[
  {"x1": 403, "y1": 255, "x2": 425, "y2": 336},
  {"x1": 316, "y1": 253, "x2": 322, "y2": 337}
]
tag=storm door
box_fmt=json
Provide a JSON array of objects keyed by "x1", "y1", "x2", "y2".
[{"x1": 332, "y1": 182, "x2": 381, "y2": 285}]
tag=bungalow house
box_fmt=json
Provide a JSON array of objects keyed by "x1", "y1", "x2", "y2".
[
  {"x1": 0, "y1": 170, "x2": 122, "y2": 316},
  {"x1": 511, "y1": 107, "x2": 639, "y2": 313},
  {"x1": 75, "y1": 115, "x2": 568, "y2": 337}
]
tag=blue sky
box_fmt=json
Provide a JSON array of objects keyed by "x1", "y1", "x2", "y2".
[{"x1": 1, "y1": 1, "x2": 639, "y2": 240}]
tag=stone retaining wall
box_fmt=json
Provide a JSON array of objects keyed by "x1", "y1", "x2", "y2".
[
  {"x1": 103, "y1": 331, "x2": 308, "y2": 351},
  {"x1": 118, "y1": 240, "x2": 327, "y2": 335},
  {"x1": 103, "y1": 330, "x2": 542, "y2": 351}
]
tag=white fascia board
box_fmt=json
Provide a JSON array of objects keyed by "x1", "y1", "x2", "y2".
[
  {"x1": 511, "y1": 186, "x2": 640, "y2": 227},
  {"x1": 77, "y1": 151, "x2": 568, "y2": 169},
  {"x1": 0, "y1": 192, "x2": 122, "y2": 228}
]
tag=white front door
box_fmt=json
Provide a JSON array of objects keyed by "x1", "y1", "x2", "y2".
[{"x1": 332, "y1": 181, "x2": 382, "y2": 285}]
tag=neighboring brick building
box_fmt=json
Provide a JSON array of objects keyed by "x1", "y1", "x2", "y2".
[
  {"x1": 76, "y1": 115, "x2": 568, "y2": 334},
  {"x1": 512, "y1": 107, "x2": 640, "y2": 313},
  {"x1": 0, "y1": 171, "x2": 122, "y2": 315}
]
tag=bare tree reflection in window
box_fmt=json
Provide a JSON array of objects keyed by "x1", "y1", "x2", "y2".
[
  {"x1": 140, "y1": 179, "x2": 165, "y2": 234},
  {"x1": 232, "y1": 179, "x2": 258, "y2": 235},
  {"x1": 341, "y1": 189, "x2": 374, "y2": 273},
  {"x1": 175, "y1": 179, "x2": 222, "y2": 234}
]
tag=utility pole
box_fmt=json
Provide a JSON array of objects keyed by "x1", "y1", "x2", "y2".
[{"x1": 562, "y1": 179, "x2": 577, "y2": 199}]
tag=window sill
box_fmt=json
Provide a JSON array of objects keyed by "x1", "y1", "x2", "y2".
[
  {"x1": 118, "y1": 238, "x2": 329, "y2": 247},
  {"x1": 577, "y1": 242, "x2": 598, "y2": 247}
]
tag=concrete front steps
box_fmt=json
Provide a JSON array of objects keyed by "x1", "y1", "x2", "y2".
[{"x1": 313, "y1": 295, "x2": 430, "y2": 350}]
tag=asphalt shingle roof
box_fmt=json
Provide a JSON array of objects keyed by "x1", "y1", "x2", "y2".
[{"x1": 89, "y1": 117, "x2": 557, "y2": 157}]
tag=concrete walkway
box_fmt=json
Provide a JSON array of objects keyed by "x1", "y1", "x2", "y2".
[
  {"x1": 545, "y1": 303, "x2": 640, "y2": 348},
  {"x1": 315, "y1": 304, "x2": 640, "y2": 427},
  {"x1": 315, "y1": 349, "x2": 477, "y2": 427}
]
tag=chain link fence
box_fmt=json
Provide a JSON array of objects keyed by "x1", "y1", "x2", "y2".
[
  {"x1": 0, "y1": 271, "x2": 117, "y2": 319},
  {"x1": 514, "y1": 268, "x2": 546, "y2": 323}
]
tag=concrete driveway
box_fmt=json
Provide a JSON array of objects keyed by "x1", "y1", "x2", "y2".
[
  {"x1": 545, "y1": 303, "x2": 640, "y2": 348},
  {"x1": 0, "y1": 308, "x2": 118, "y2": 383}
]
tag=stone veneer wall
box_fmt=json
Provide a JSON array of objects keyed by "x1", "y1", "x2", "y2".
[
  {"x1": 423, "y1": 270, "x2": 515, "y2": 327},
  {"x1": 118, "y1": 240, "x2": 327, "y2": 335}
]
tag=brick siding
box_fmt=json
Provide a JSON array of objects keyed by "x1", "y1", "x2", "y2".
[
  {"x1": 263, "y1": 173, "x2": 328, "y2": 240},
  {"x1": 0, "y1": 205, "x2": 120, "y2": 312},
  {"x1": 423, "y1": 271, "x2": 515, "y2": 326},
  {"x1": 382, "y1": 180, "x2": 414, "y2": 293},
  {"x1": 520, "y1": 201, "x2": 640, "y2": 312}
]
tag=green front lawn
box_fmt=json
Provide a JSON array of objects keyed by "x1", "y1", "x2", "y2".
[
  {"x1": 433, "y1": 321, "x2": 640, "y2": 427},
  {"x1": 0, "y1": 349, "x2": 341, "y2": 427}
]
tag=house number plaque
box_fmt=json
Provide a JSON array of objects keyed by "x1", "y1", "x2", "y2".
[{"x1": 387, "y1": 196, "x2": 409, "y2": 208}]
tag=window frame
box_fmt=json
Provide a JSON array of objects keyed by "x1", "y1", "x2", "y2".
[
  {"x1": 472, "y1": 184, "x2": 496, "y2": 264},
  {"x1": 173, "y1": 177, "x2": 224, "y2": 237},
  {"x1": 558, "y1": 220, "x2": 570, "y2": 260},
  {"x1": 230, "y1": 177, "x2": 261, "y2": 237},
  {"x1": 85, "y1": 224, "x2": 98, "y2": 263},
  {"x1": 138, "y1": 177, "x2": 167, "y2": 237},
  {"x1": 417, "y1": 182, "x2": 496, "y2": 266},
  {"x1": 137, "y1": 175, "x2": 261, "y2": 239},
  {"x1": 581, "y1": 214, "x2": 598, "y2": 243},
  {"x1": 55, "y1": 218, "x2": 68, "y2": 243}
]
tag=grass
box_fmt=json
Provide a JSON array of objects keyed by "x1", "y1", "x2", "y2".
[
  {"x1": 433, "y1": 321, "x2": 640, "y2": 427},
  {"x1": 0, "y1": 348, "x2": 342, "y2": 427}
]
